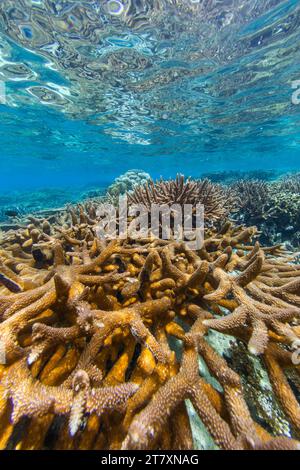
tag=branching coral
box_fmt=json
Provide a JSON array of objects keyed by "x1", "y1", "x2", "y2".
[
  {"x1": 231, "y1": 179, "x2": 272, "y2": 225},
  {"x1": 0, "y1": 192, "x2": 299, "y2": 451},
  {"x1": 128, "y1": 174, "x2": 237, "y2": 226},
  {"x1": 277, "y1": 173, "x2": 300, "y2": 194},
  {"x1": 231, "y1": 176, "x2": 300, "y2": 248}
]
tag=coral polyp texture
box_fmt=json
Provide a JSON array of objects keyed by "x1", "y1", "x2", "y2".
[{"x1": 0, "y1": 196, "x2": 299, "y2": 450}]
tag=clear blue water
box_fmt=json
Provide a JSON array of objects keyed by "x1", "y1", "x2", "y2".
[{"x1": 0, "y1": 1, "x2": 300, "y2": 197}]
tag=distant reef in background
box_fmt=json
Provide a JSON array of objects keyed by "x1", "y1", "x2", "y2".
[
  {"x1": 0, "y1": 185, "x2": 106, "y2": 223},
  {"x1": 200, "y1": 169, "x2": 280, "y2": 184},
  {"x1": 1, "y1": 169, "x2": 300, "y2": 251}
]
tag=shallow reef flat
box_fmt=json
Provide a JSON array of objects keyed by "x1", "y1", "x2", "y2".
[
  {"x1": 0, "y1": 186, "x2": 107, "y2": 223},
  {"x1": 3, "y1": 170, "x2": 300, "y2": 250},
  {"x1": 0, "y1": 175, "x2": 299, "y2": 450}
]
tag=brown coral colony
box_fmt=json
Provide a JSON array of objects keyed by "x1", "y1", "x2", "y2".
[{"x1": 0, "y1": 174, "x2": 299, "y2": 450}]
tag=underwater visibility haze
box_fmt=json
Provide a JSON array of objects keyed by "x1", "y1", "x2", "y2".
[{"x1": 1, "y1": 0, "x2": 300, "y2": 453}]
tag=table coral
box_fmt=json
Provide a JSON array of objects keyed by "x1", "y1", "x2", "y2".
[{"x1": 0, "y1": 204, "x2": 299, "y2": 450}]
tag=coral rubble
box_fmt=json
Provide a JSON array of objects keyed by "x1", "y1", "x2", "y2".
[{"x1": 0, "y1": 195, "x2": 299, "y2": 451}]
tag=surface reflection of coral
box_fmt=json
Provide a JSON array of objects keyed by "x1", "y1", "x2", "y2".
[
  {"x1": 0, "y1": 1, "x2": 299, "y2": 149},
  {"x1": 0, "y1": 189, "x2": 299, "y2": 450}
]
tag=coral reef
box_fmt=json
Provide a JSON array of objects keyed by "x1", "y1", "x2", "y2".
[
  {"x1": 0, "y1": 197, "x2": 299, "y2": 450},
  {"x1": 232, "y1": 175, "x2": 300, "y2": 248},
  {"x1": 128, "y1": 174, "x2": 237, "y2": 227},
  {"x1": 3, "y1": 170, "x2": 300, "y2": 251},
  {"x1": 106, "y1": 170, "x2": 151, "y2": 203},
  {"x1": 231, "y1": 179, "x2": 272, "y2": 226},
  {"x1": 0, "y1": 186, "x2": 107, "y2": 224},
  {"x1": 201, "y1": 170, "x2": 279, "y2": 184},
  {"x1": 278, "y1": 173, "x2": 300, "y2": 194}
]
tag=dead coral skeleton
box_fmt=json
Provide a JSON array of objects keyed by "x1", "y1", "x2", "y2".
[{"x1": 0, "y1": 203, "x2": 299, "y2": 450}]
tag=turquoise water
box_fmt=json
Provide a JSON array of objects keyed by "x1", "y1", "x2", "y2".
[{"x1": 0, "y1": 0, "x2": 300, "y2": 196}]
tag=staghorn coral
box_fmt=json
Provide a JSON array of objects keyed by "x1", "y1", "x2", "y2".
[
  {"x1": 0, "y1": 190, "x2": 299, "y2": 450},
  {"x1": 128, "y1": 174, "x2": 237, "y2": 226},
  {"x1": 231, "y1": 175, "x2": 300, "y2": 249},
  {"x1": 277, "y1": 173, "x2": 300, "y2": 194},
  {"x1": 231, "y1": 179, "x2": 273, "y2": 226},
  {"x1": 7, "y1": 171, "x2": 300, "y2": 250},
  {"x1": 262, "y1": 191, "x2": 300, "y2": 246}
]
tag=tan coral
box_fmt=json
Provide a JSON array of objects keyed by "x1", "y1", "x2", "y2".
[{"x1": 0, "y1": 202, "x2": 299, "y2": 450}]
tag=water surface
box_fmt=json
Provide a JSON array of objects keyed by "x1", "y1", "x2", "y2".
[{"x1": 0, "y1": 0, "x2": 299, "y2": 192}]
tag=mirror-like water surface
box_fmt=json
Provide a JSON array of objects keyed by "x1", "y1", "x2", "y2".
[
  {"x1": 0, "y1": 1, "x2": 299, "y2": 190},
  {"x1": 1, "y1": 3, "x2": 300, "y2": 452}
]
